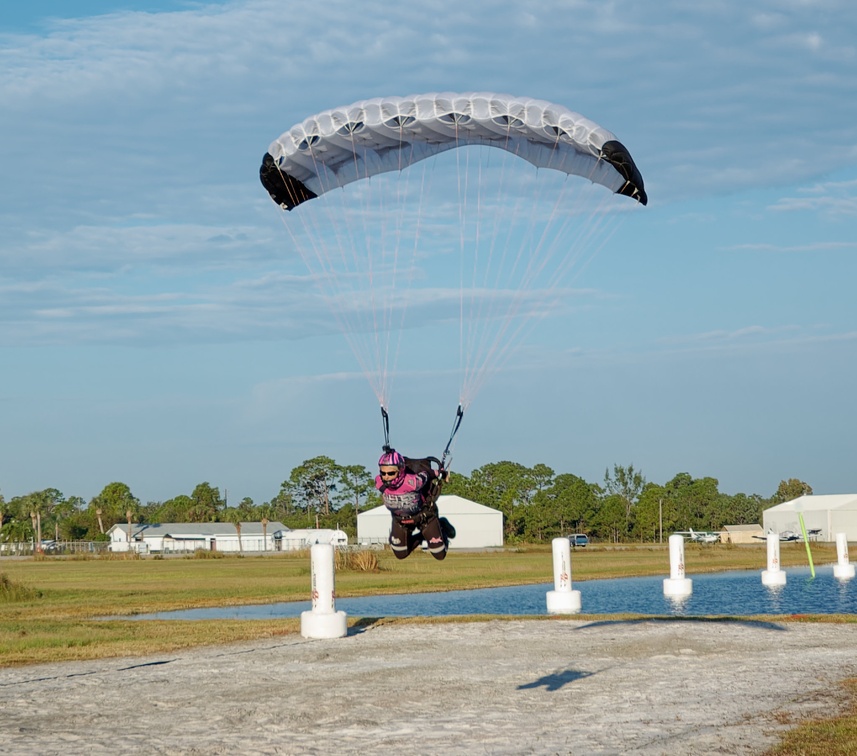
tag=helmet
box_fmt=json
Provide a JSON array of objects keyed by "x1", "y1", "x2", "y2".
[
  {"x1": 378, "y1": 449, "x2": 405, "y2": 487},
  {"x1": 379, "y1": 449, "x2": 404, "y2": 468}
]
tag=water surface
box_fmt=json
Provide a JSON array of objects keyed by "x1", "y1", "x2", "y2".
[{"x1": 130, "y1": 565, "x2": 856, "y2": 620}]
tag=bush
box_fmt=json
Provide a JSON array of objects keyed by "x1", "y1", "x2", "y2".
[
  {"x1": 188, "y1": 549, "x2": 226, "y2": 559},
  {"x1": 0, "y1": 572, "x2": 41, "y2": 602},
  {"x1": 336, "y1": 549, "x2": 380, "y2": 572},
  {"x1": 98, "y1": 550, "x2": 142, "y2": 560}
]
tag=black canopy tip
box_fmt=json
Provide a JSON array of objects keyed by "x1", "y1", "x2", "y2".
[
  {"x1": 601, "y1": 140, "x2": 647, "y2": 206},
  {"x1": 259, "y1": 152, "x2": 317, "y2": 211}
]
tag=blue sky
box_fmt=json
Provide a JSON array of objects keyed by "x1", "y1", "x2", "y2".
[{"x1": 2, "y1": 0, "x2": 856, "y2": 507}]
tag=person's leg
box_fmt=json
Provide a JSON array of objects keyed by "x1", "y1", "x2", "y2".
[
  {"x1": 420, "y1": 514, "x2": 447, "y2": 560},
  {"x1": 389, "y1": 517, "x2": 421, "y2": 559}
]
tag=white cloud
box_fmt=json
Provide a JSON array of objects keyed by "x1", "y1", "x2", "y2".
[
  {"x1": 768, "y1": 179, "x2": 857, "y2": 216},
  {"x1": 2, "y1": 0, "x2": 857, "y2": 349},
  {"x1": 727, "y1": 241, "x2": 857, "y2": 252}
]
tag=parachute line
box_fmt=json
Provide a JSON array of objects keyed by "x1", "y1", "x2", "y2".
[{"x1": 262, "y1": 92, "x2": 645, "y2": 417}]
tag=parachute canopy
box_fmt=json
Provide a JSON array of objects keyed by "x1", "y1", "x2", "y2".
[
  {"x1": 260, "y1": 92, "x2": 646, "y2": 210},
  {"x1": 259, "y1": 92, "x2": 646, "y2": 417}
]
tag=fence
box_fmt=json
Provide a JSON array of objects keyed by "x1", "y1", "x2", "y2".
[{"x1": 0, "y1": 540, "x2": 110, "y2": 557}]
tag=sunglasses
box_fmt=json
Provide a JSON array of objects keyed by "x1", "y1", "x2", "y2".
[{"x1": 379, "y1": 469, "x2": 399, "y2": 478}]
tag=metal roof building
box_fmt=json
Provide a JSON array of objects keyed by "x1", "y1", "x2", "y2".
[{"x1": 107, "y1": 521, "x2": 290, "y2": 553}]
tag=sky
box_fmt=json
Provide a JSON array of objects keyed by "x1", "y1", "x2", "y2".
[{"x1": 2, "y1": 0, "x2": 856, "y2": 507}]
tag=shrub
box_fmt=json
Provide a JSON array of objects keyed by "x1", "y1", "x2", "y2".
[
  {"x1": 0, "y1": 572, "x2": 41, "y2": 602},
  {"x1": 189, "y1": 549, "x2": 226, "y2": 559},
  {"x1": 336, "y1": 549, "x2": 380, "y2": 572}
]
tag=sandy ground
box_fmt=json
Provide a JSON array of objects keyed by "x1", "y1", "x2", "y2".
[{"x1": 2, "y1": 618, "x2": 856, "y2": 755}]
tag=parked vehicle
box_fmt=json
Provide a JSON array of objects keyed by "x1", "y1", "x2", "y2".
[{"x1": 568, "y1": 533, "x2": 589, "y2": 548}]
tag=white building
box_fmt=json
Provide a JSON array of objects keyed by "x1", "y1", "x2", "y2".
[
  {"x1": 357, "y1": 495, "x2": 504, "y2": 549},
  {"x1": 763, "y1": 495, "x2": 857, "y2": 542},
  {"x1": 106, "y1": 522, "x2": 346, "y2": 553}
]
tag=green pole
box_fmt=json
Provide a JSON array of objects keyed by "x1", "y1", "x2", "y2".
[{"x1": 798, "y1": 512, "x2": 815, "y2": 579}]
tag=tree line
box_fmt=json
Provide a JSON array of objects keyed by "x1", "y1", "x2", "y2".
[{"x1": 0, "y1": 456, "x2": 813, "y2": 546}]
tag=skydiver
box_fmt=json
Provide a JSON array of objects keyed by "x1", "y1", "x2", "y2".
[{"x1": 376, "y1": 449, "x2": 456, "y2": 560}]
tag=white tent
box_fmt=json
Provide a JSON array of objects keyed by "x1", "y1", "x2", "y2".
[
  {"x1": 357, "y1": 495, "x2": 503, "y2": 549},
  {"x1": 763, "y1": 495, "x2": 857, "y2": 542}
]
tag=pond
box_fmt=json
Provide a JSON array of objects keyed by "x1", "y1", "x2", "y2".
[{"x1": 129, "y1": 565, "x2": 856, "y2": 620}]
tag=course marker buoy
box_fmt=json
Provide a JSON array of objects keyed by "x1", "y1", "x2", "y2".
[
  {"x1": 833, "y1": 532, "x2": 855, "y2": 580},
  {"x1": 761, "y1": 531, "x2": 787, "y2": 587},
  {"x1": 546, "y1": 537, "x2": 581, "y2": 614},
  {"x1": 300, "y1": 543, "x2": 348, "y2": 639},
  {"x1": 663, "y1": 533, "x2": 692, "y2": 598}
]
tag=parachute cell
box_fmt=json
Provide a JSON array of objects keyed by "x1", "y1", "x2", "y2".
[{"x1": 260, "y1": 92, "x2": 646, "y2": 210}]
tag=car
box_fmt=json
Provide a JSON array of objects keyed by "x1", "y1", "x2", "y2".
[{"x1": 568, "y1": 534, "x2": 589, "y2": 548}]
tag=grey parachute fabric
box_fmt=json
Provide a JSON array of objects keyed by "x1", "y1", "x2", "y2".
[{"x1": 260, "y1": 92, "x2": 646, "y2": 210}]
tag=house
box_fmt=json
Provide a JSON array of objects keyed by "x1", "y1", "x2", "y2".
[
  {"x1": 357, "y1": 494, "x2": 503, "y2": 549},
  {"x1": 763, "y1": 495, "x2": 857, "y2": 542},
  {"x1": 720, "y1": 524, "x2": 764, "y2": 544},
  {"x1": 106, "y1": 521, "x2": 321, "y2": 553}
]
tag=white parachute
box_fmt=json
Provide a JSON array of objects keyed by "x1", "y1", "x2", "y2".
[
  {"x1": 260, "y1": 92, "x2": 646, "y2": 430},
  {"x1": 261, "y1": 92, "x2": 646, "y2": 209}
]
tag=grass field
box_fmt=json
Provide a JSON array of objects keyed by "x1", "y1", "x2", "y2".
[
  {"x1": 0, "y1": 541, "x2": 846, "y2": 666},
  {"x1": 2, "y1": 542, "x2": 855, "y2": 755}
]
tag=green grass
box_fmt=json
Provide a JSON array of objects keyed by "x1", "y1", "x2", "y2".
[{"x1": 766, "y1": 678, "x2": 857, "y2": 756}]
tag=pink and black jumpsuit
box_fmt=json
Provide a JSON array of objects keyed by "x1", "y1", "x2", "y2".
[{"x1": 375, "y1": 469, "x2": 447, "y2": 560}]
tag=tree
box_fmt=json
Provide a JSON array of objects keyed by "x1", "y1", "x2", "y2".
[
  {"x1": 265, "y1": 486, "x2": 297, "y2": 520},
  {"x1": 89, "y1": 483, "x2": 140, "y2": 532},
  {"x1": 335, "y1": 464, "x2": 376, "y2": 515},
  {"x1": 772, "y1": 479, "x2": 813, "y2": 503},
  {"x1": 726, "y1": 492, "x2": 767, "y2": 526},
  {"x1": 632, "y1": 484, "x2": 665, "y2": 542},
  {"x1": 446, "y1": 462, "x2": 554, "y2": 541},
  {"x1": 603, "y1": 464, "x2": 646, "y2": 535},
  {"x1": 532, "y1": 474, "x2": 598, "y2": 538},
  {"x1": 151, "y1": 495, "x2": 193, "y2": 523},
  {"x1": 592, "y1": 494, "x2": 626, "y2": 543},
  {"x1": 16, "y1": 489, "x2": 66, "y2": 550},
  {"x1": 187, "y1": 483, "x2": 225, "y2": 522},
  {"x1": 54, "y1": 497, "x2": 84, "y2": 540},
  {"x1": 655, "y1": 473, "x2": 726, "y2": 534},
  {"x1": 236, "y1": 497, "x2": 256, "y2": 519},
  {"x1": 285, "y1": 457, "x2": 340, "y2": 516}
]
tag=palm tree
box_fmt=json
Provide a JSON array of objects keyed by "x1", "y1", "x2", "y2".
[
  {"x1": 1, "y1": 518, "x2": 33, "y2": 554},
  {"x1": 126, "y1": 509, "x2": 134, "y2": 550},
  {"x1": 223, "y1": 508, "x2": 243, "y2": 553},
  {"x1": 29, "y1": 510, "x2": 42, "y2": 552}
]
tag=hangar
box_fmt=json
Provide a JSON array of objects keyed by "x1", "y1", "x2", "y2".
[
  {"x1": 357, "y1": 495, "x2": 503, "y2": 549},
  {"x1": 763, "y1": 495, "x2": 857, "y2": 542}
]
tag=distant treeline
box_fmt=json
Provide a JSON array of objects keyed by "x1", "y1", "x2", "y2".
[{"x1": 0, "y1": 457, "x2": 812, "y2": 545}]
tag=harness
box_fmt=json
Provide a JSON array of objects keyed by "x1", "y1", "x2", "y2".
[
  {"x1": 379, "y1": 403, "x2": 464, "y2": 528},
  {"x1": 379, "y1": 456, "x2": 443, "y2": 526}
]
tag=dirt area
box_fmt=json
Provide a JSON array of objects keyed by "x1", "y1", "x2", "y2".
[{"x1": 2, "y1": 618, "x2": 855, "y2": 755}]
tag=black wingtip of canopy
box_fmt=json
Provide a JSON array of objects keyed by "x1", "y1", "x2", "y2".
[
  {"x1": 601, "y1": 140, "x2": 647, "y2": 206},
  {"x1": 259, "y1": 152, "x2": 317, "y2": 211}
]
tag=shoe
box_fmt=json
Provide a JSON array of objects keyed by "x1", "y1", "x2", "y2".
[{"x1": 440, "y1": 517, "x2": 456, "y2": 540}]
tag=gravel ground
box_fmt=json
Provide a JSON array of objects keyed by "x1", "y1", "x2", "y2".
[{"x1": 2, "y1": 618, "x2": 855, "y2": 755}]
